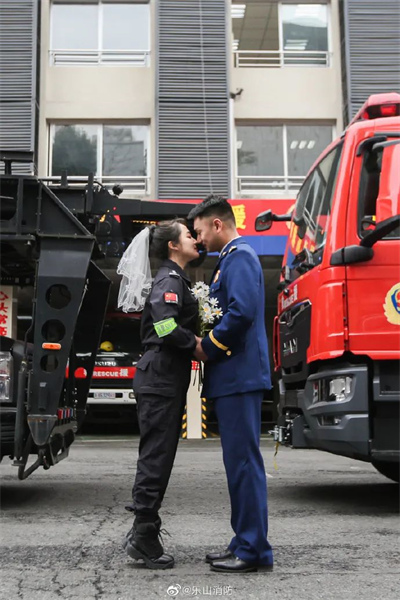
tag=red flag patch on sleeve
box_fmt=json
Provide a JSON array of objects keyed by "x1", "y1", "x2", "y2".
[{"x1": 164, "y1": 292, "x2": 178, "y2": 304}]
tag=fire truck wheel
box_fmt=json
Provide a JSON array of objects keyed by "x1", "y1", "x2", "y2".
[{"x1": 372, "y1": 461, "x2": 400, "y2": 483}]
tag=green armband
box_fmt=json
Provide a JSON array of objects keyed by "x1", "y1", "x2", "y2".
[{"x1": 154, "y1": 318, "x2": 178, "y2": 338}]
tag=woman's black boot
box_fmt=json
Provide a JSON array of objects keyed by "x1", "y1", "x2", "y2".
[{"x1": 124, "y1": 518, "x2": 174, "y2": 569}]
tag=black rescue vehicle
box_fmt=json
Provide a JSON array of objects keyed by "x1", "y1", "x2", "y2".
[{"x1": 0, "y1": 152, "x2": 194, "y2": 478}]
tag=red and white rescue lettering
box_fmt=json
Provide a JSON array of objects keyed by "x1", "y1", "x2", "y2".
[
  {"x1": 65, "y1": 366, "x2": 136, "y2": 379},
  {"x1": 92, "y1": 366, "x2": 136, "y2": 379},
  {"x1": 164, "y1": 292, "x2": 178, "y2": 304},
  {"x1": 0, "y1": 286, "x2": 13, "y2": 337}
]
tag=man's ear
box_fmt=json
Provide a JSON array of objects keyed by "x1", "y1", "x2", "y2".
[{"x1": 213, "y1": 218, "x2": 223, "y2": 232}]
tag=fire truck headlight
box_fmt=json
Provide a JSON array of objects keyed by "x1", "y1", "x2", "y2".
[
  {"x1": 328, "y1": 377, "x2": 352, "y2": 402},
  {"x1": 0, "y1": 351, "x2": 13, "y2": 402},
  {"x1": 129, "y1": 392, "x2": 135, "y2": 399}
]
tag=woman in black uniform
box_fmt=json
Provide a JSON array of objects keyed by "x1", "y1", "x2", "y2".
[{"x1": 121, "y1": 219, "x2": 200, "y2": 570}]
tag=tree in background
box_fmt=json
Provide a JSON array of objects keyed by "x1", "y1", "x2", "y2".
[{"x1": 52, "y1": 125, "x2": 97, "y2": 176}]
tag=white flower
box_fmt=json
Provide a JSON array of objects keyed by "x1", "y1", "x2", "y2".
[
  {"x1": 192, "y1": 280, "x2": 223, "y2": 333},
  {"x1": 191, "y1": 283, "x2": 210, "y2": 301},
  {"x1": 192, "y1": 282, "x2": 209, "y2": 294}
]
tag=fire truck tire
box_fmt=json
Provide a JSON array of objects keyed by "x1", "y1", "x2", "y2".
[{"x1": 372, "y1": 461, "x2": 400, "y2": 483}]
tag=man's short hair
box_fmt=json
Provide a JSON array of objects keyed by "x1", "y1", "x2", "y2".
[{"x1": 188, "y1": 195, "x2": 235, "y2": 223}]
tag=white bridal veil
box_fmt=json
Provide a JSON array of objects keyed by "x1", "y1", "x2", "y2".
[{"x1": 117, "y1": 227, "x2": 153, "y2": 312}]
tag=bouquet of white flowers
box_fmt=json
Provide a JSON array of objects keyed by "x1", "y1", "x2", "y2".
[{"x1": 191, "y1": 282, "x2": 223, "y2": 337}]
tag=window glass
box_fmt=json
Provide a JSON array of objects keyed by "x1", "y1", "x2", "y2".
[
  {"x1": 52, "y1": 125, "x2": 98, "y2": 176},
  {"x1": 358, "y1": 145, "x2": 400, "y2": 239},
  {"x1": 296, "y1": 145, "x2": 341, "y2": 248},
  {"x1": 285, "y1": 143, "x2": 342, "y2": 279},
  {"x1": 103, "y1": 125, "x2": 148, "y2": 176},
  {"x1": 232, "y1": 2, "x2": 279, "y2": 51},
  {"x1": 281, "y1": 4, "x2": 328, "y2": 64},
  {"x1": 287, "y1": 125, "x2": 333, "y2": 176},
  {"x1": 51, "y1": 4, "x2": 98, "y2": 50},
  {"x1": 102, "y1": 3, "x2": 149, "y2": 50},
  {"x1": 101, "y1": 318, "x2": 142, "y2": 355},
  {"x1": 302, "y1": 169, "x2": 327, "y2": 245},
  {"x1": 51, "y1": 124, "x2": 149, "y2": 178},
  {"x1": 358, "y1": 148, "x2": 382, "y2": 226},
  {"x1": 236, "y1": 124, "x2": 333, "y2": 183},
  {"x1": 237, "y1": 126, "x2": 284, "y2": 176}
]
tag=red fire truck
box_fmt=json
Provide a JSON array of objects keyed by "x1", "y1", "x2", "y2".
[
  {"x1": 256, "y1": 93, "x2": 400, "y2": 482},
  {"x1": 85, "y1": 313, "x2": 141, "y2": 424}
]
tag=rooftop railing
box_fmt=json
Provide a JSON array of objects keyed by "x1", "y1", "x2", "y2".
[{"x1": 234, "y1": 50, "x2": 331, "y2": 68}]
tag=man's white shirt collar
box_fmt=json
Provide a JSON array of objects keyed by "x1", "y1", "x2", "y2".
[{"x1": 219, "y1": 236, "x2": 241, "y2": 258}]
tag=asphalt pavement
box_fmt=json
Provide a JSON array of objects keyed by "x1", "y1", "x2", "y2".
[{"x1": 0, "y1": 435, "x2": 399, "y2": 600}]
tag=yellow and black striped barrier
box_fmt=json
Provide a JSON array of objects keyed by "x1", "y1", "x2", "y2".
[
  {"x1": 181, "y1": 397, "x2": 207, "y2": 439},
  {"x1": 181, "y1": 408, "x2": 187, "y2": 439},
  {"x1": 180, "y1": 361, "x2": 208, "y2": 439},
  {"x1": 201, "y1": 398, "x2": 207, "y2": 439}
]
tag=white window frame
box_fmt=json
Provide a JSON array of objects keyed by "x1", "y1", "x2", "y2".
[
  {"x1": 47, "y1": 122, "x2": 151, "y2": 195},
  {"x1": 235, "y1": 122, "x2": 335, "y2": 197},
  {"x1": 278, "y1": 2, "x2": 331, "y2": 66},
  {"x1": 49, "y1": 1, "x2": 151, "y2": 66}
]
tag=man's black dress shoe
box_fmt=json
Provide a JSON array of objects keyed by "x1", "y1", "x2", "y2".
[
  {"x1": 205, "y1": 548, "x2": 232, "y2": 564},
  {"x1": 210, "y1": 555, "x2": 273, "y2": 573}
]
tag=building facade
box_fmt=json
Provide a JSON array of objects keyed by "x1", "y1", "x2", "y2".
[{"x1": 1, "y1": 0, "x2": 399, "y2": 201}]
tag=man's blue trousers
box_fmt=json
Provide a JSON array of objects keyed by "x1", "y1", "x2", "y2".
[{"x1": 213, "y1": 390, "x2": 273, "y2": 566}]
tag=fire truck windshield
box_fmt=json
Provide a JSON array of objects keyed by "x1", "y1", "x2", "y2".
[
  {"x1": 99, "y1": 317, "x2": 142, "y2": 355},
  {"x1": 284, "y1": 142, "x2": 343, "y2": 281}
]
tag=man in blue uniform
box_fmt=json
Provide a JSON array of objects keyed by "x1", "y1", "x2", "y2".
[{"x1": 189, "y1": 196, "x2": 273, "y2": 574}]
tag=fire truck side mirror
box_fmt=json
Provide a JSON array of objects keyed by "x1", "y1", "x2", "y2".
[
  {"x1": 255, "y1": 210, "x2": 292, "y2": 232},
  {"x1": 255, "y1": 210, "x2": 274, "y2": 231}
]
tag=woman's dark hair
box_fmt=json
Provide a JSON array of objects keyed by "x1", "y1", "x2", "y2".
[{"x1": 149, "y1": 218, "x2": 186, "y2": 260}]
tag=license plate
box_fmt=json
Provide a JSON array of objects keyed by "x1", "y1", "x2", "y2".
[{"x1": 93, "y1": 392, "x2": 116, "y2": 399}]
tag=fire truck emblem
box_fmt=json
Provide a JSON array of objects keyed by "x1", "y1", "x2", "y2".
[{"x1": 383, "y1": 283, "x2": 400, "y2": 325}]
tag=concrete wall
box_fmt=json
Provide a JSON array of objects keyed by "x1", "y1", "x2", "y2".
[{"x1": 231, "y1": 66, "x2": 341, "y2": 121}]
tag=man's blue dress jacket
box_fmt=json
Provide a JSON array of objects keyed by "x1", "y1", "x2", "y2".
[{"x1": 201, "y1": 238, "x2": 272, "y2": 399}]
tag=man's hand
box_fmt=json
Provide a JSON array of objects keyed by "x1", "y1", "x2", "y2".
[{"x1": 194, "y1": 335, "x2": 208, "y2": 362}]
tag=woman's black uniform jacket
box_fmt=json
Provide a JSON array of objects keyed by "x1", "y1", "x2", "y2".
[{"x1": 133, "y1": 259, "x2": 198, "y2": 397}]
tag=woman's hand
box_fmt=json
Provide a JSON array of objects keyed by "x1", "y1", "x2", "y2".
[{"x1": 194, "y1": 335, "x2": 208, "y2": 362}]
